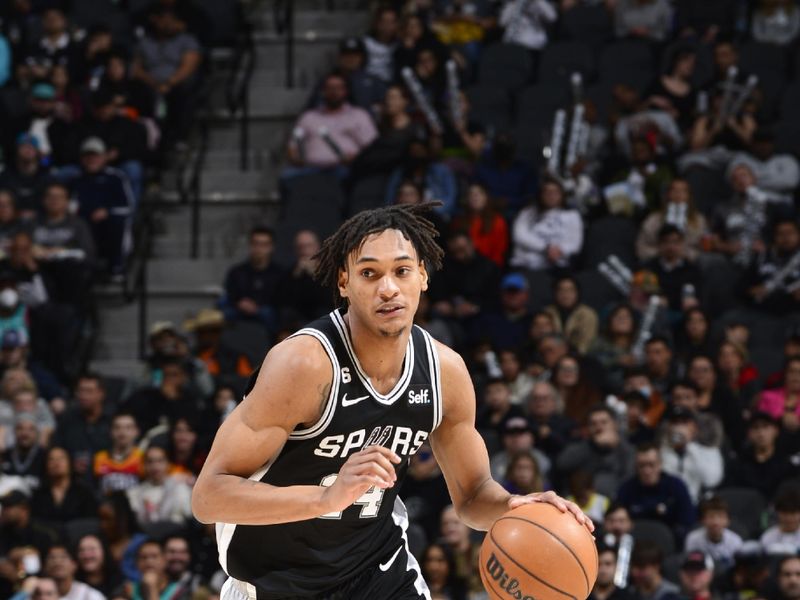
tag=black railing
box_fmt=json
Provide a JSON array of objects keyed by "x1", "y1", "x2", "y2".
[
  {"x1": 273, "y1": 0, "x2": 295, "y2": 89},
  {"x1": 189, "y1": 120, "x2": 209, "y2": 259},
  {"x1": 226, "y1": 11, "x2": 256, "y2": 171}
]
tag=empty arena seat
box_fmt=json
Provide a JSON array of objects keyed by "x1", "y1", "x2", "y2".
[
  {"x1": 780, "y1": 82, "x2": 800, "y2": 122},
  {"x1": 574, "y1": 268, "x2": 627, "y2": 312},
  {"x1": 715, "y1": 487, "x2": 767, "y2": 540},
  {"x1": 538, "y1": 41, "x2": 595, "y2": 85},
  {"x1": 478, "y1": 43, "x2": 534, "y2": 92},
  {"x1": 466, "y1": 85, "x2": 512, "y2": 132},
  {"x1": 632, "y1": 519, "x2": 676, "y2": 555},
  {"x1": 347, "y1": 174, "x2": 389, "y2": 218},
  {"x1": 599, "y1": 39, "x2": 656, "y2": 77},
  {"x1": 558, "y1": 4, "x2": 613, "y2": 47},
  {"x1": 513, "y1": 83, "x2": 571, "y2": 163},
  {"x1": 582, "y1": 216, "x2": 638, "y2": 268}
]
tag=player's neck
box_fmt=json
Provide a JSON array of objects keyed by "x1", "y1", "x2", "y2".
[{"x1": 344, "y1": 312, "x2": 410, "y2": 394}]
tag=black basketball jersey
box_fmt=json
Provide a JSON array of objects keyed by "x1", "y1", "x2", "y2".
[{"x1": 217, "y1": 309, "x2": 442, "y2": 599}]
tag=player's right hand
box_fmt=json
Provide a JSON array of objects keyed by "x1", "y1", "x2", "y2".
[{"x1": 320, "y1": 446, "x2": 402, "y2": 513}]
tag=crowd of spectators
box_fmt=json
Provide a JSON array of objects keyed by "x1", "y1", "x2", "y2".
[{"x1": 10, "y1": 1, "x2": 800, "y2": 600}]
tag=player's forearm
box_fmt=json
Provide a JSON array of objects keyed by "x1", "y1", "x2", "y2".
[
  {"x1": 192, "y1": 473, "x2": 330, "y2": 525},
  {"x1": 456, "y1": 477, "x2": 512, "y2": 531}
]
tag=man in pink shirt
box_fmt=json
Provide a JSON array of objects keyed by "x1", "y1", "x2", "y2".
[{"x1": 286, "y1": 73, "x2": 377, "y2": 172}]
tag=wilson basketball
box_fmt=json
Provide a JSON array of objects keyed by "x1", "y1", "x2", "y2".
[{"x1": 479, "y1": 503, "x2": 598, "y2": 600}]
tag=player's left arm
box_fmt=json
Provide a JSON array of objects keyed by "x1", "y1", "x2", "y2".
[{"x1": 429, "y1": 342, "x2": 593, "y2": 532}]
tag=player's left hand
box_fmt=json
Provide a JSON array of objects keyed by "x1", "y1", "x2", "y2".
[{"x1": 508, "y1": 490, "x2": 594, "y2": 532}]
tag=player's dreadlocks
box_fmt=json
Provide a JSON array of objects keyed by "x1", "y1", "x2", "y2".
[{"x1": 313, "y1": 202, "x2": 444, "y2": 308}]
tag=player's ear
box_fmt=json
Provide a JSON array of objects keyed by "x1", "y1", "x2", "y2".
[
  {"x1": 419, "y1": 261, "x2": 428, "y2": 292},
  {"x1": 337, "y1": 268, "x2": 349, "y2": 300}
]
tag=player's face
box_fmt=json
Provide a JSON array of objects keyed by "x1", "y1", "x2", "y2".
[{"x1": 339, "y1": 229, "x2": 428, "y2": 338}]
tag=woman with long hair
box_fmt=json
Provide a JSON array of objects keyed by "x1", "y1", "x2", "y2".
[
  {"x1": 717, "y1": 340, "x2": 760, "y2": 406},
  {"x1": 688, "y1": 355, "x2": 747, "y2": 450},
  {"x1": 551, "y1": 354, "x2": 602, "y2": 427},
  {"x1": 75, "y1": 534, "x2": 123, "y2": 598},
  {"x1": 167, "y1": 415, "x2": 207, "y2": 485},
  {"x1": 510, "y1": 179, "x2": 583, "y2": 272},
  {"x1": 30, "y1": 446, "x2": 96, "y2": 525},
  {"x1": 636, "y1": 178, "x2": 708, "y2": 262},
  {"x1": 97, "y1": 492, "x2": 147, "y2": 582},
  {"x1": 644, "y1": 48, "x2": 698, "y2": 129},
  {"x1": 450, "y1": 183, "x2": 508, "y2": 267},
  {"x1": 503, "y1": 451, "x2": 544, "y2": 496},
  {"x1": 421, "y1": 543, "x2": 467, "y2": 600},
  {"x1": 588, "y1": 304, "x2": 637, "y2": 391},
  {"x1": 543, "y1": 275, "x2": 599, "y2": 354},
  {"x1": 675, "y1": 307, "x2": 714, "y2": 371}
]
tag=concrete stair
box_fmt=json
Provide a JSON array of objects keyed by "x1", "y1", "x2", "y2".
[{"x1": 91, "y1": 1, "x2": 368, "y2": 379}]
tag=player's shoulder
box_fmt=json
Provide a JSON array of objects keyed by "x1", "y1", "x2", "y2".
[
  {"x1": 429, "y1": 336, "x2": 470, "y2": 382},
  {"x1": 262, "y1": 333, "x2": 332, "y2": 377}
]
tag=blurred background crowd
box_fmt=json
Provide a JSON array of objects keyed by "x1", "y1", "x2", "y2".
[{"x1": 7, "y1": 0, "x2": 800, "y2": 599}]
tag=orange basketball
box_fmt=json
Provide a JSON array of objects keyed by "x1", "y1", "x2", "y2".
[{"x1": 479, "y1": 503, "x2": 598, "y2": 600}]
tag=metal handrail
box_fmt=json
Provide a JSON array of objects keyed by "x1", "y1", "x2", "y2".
[
  {"x1": 189, "y1": 119, "x2": 209, "y2": 259},
  {"x1": 273, "y1": 0, "x2": 294, "y2": 89},
  {"x1": 227, "y1": 3, "x2": 257, "y2": 170}
]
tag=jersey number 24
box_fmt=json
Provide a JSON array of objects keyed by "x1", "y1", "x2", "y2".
[{"x1": 319, "y1": 474, "x2": 385, "y2": 519}]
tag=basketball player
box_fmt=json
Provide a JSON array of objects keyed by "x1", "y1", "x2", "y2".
[{"x1": 192, "y1": 204, "x2": 593, "y2": 600}]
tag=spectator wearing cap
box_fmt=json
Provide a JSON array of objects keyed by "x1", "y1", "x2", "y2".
[
  {"x1": 510, "y1": 179, "x2": 583, "y2": 272},
  {"x1": 589, "y1": 545, "x2": 634, "y2": 600},
  {"x1": 123, "y1": 357, "x2": 202, "y2": 434},
  {"x1": 72, "y1": 136, "x2": 134, "y2": 276},
  {"x1": 543, "y1": 276, "x2": 599, "y2": 354},
  {"x1": 362, "y1": 7, "x2": 399, "y2": 83},
  {"x1": 0, "y1": 490, "x2": 57, "y2": 557},
  {"x1": 729, "y1": 130, "x2": 800, "y2": 195},
  {"x1": 725, "y1": 411, "x2": 796, "y2": 500},
  {"x1": 184, "y1": 308, "x2": 254, "y2": 384},
  {"x1": 279, "y1": 230, "x2": 331, "y2": 328},
  {"x1": 1, "y1": 413, "x2": 44, "y2": 487},
  {"x1": 285, "y1": 72, "x2": 378, "y2": 177},
  {"x1": 489, "y1": 415, "x2": 551, "y2": 485},
  {"x1": 659, "y1": 405, "x2": 723, "y2": 503},
  {"x1": 132, "y1": 6, "x2": 202, "y2": 147},
  {"x1": 678, "y1": 551, "x2": 719, "y2": 600},
  {"x1": 220, "y1": 226, "x2": 285, "y2": 334},
  {"x1": 428, "y1": 231, "x2": 500, "y2": 330},
  {"x1": 44, "y1": 544, "x2": 104, "y2": 600},
  {"x1": 617, "y1": 442, "x2": 695, "y2": 544},
  {"x1": 93, "y1": 412, "x2": 144, "y2": 495},
  {"x1": 744, "y1": 219, "x2": 800, "y2": 315},
  {"x1": 61, "y1": 88, "x2": 148, "y2": 202},
  {"x1": 557, "y1": 405, "x2": 635, "y2": 499},
  {"x1": 471, "y1": 273, "x2": 533, "y2": 351},
  {"x1": 31, "y1": 446, "x2": 96, "y2": 525},
  {"x1": 52, "y1": 374, "x2": 113, "y2": 479},
  {"x1": 475, "y1": 378, "x2": 525, "y2": 454},
  {"x1": 685, "y1": 496, "x2": 743, "y2": 573},
  {"x1": 760, "y1": 490, "x2": 800, "y2": 555},
  {"x1": 143, "y1": 320, "x2": 213, "y2": 398},
  {"x1": 384, "y1": 139, "x2": 458, "y2": 217},
  {"x1": 669, "y1": 380, "x2": 725, "y2": 449},
  {"x1": 777, "y1": 556, "x2": 800, "y2": 600},
  {"x1": 628, "y1": 541, "x2": 681, "y2": 600},
  {"x1": 309, "y1": 37, "x2": 387, "y2": 114},
  {"x1": 0, "y1": 134, "x2": 50, "y2": 218},
  {"x1": 126, "y1": 446, "x2": 192, "y2": 527}
]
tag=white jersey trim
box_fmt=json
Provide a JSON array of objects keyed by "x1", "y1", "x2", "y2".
[
  {"x1": 392, "y1": 497, "x2": 432, "y2": 599},
  {"x1": 216, "y1": 446, "x2": 282, "y2": 577},
  {"x1": 330, "y1": 310, "x2": 415, "y2": 405},
  {"x1": 286, "y1": 327, "x2": 341, "y2": 440},
  {"x1": 418, "y1": 327, "x2": 443, "y2": 431}
]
